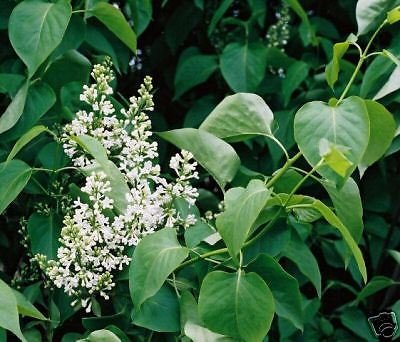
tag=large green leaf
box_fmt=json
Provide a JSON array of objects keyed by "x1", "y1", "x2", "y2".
[
  {"x1": 133, "y1": 285, "x2": 180, "y2": 332},
  {"x1": 9, "y1": 0, "x2": 72, "y2": 77},
  {"x1": 1, "y1": 82, "x2": 56, "y2": 142},
  {"x1": 309, "y1": 200, "x2": 367, "y2": 282},
  {"x1": 129, "y1": 228, "x2": 188, "y2": 310},
  {"x1": 356, "y1": 0, "x2": 400, "y2": 35},
  {"x1": 174, "y1": 54, "x2": 218, "y2": 99},
  {"x1": 129, "y1": 0, "x2": 152, "y2": 36},
  {"x1": 325, "y1": 42, "x2": 350, "y2": 89},
  {"x1": 356, "y1": 276, "x2": 399, "y2": 303},
  {"x1": 0, "y1": 160, "x2": 32, "y2": 215},
  {"x1": 7, "y1": 125, "x2": 51, "y2": 161},
  {"x1": 13, "y1": 290, "x2": 47, "y2": 321},
  {"x1": 322, "y1": 178, "x2": 363, "y2": 243},
  {"x1": 90, "y1": 2, "x2": 136, "y2": 53},
  {"x1": 198, "y1": 270, "x2": 275, "y2": 341},
  {"x1": 373, "y1": 65, "x2": 400, "y2": 100},
  {"x1": 0, "y1": 279, "x2": 26, "y2": 341},
  {"x1": 361, "y1": 100, "x2": 396, "y2": 169},
  {"x1": 284, "y1": 0, "x2": 317, "y2": 45},
  {"x1": 180, "y1": 291, "x2": 229, "y2": 341},
  {"x1": 81, "y1": 329, "x2": 121, "y2": 342},
  {"x1": 0, "y1": 74, "x2": 25, "y2": 96},
  {"x1": 294, "y1": 97, "x2": 370, "y2": 184},
  {"x1": 220, "y1": 42, "x2": 268, "y2": 92},
  {"x1": 158, "y1": 128, "x2": 240, "y2": 190},
  {"x1": 216, "y1": 179, "x2": 271, "y2": 261},
  {"x1": 247, "y1": 254, "x2": 303, "y2": 331},
  {"x1": 283, "y1": 231, "x2": 322, "y2": 297},
  {"x1": 207, "y1": 0, "x2": 233, "y2": 36},
  {"x1": 282, "y1": 61, "x2": 309, "y2": 106},
  {"x1": 72, "y1": 135, "x2": 130, "y2": 213},
  {"x1": 0, "y1": 81, "x2": 29, "y2": 134},
  {"x1": 199, "y1": 93, "x2": 274, "y2": 142},
  {"x1": 27, "y1": 213, "x2": 62, "y2": 260}
]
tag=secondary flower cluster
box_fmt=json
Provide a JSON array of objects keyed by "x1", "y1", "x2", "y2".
[{"x1": 36, "y1": 58, "x2": 199, "y2": 312}]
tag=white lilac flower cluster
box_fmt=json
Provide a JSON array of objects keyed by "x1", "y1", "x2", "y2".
[{"x1": 36, "y1": 58, "x2": 199, "y2": 312}]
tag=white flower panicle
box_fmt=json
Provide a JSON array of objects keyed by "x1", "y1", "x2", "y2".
[{"x1": 37, "y1": 58, "x2": 199, "y2": 311}]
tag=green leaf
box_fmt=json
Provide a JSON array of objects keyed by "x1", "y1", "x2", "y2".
[
  {"x1": 294, "y1": 97, "x2": 370, "y2": 185},
  {"x1": 158, "y1": 128, "x2": 240, "y2": 190},
  {"x1": 216, "y1": 179, "x2": 271, "y2": 261},
  {"x1": 325, "y1": 42, "x2": 350, "y2": 89},
  {"x1": 42, "y1": 50, "x2": 91, "y2": 93},
  {"x1": 164, "y1": 3, "x2": 201, "y2": 53},
  {"x1": 38, "y1": 142, "x2": 70, "y2": 170},
  {"x1": 90, "y1": 2, "x2": 136, "y2": 53},
  {"x1": 200, "y1": 93, "x2": 274, "y2": 142},
  {"x1": 27, "y1": 213, "x2": 62, "y2": 260},
  {"x1": 322, "y1": 178, "x2": 363, "y2": 243},
  {"x1": 83, "y1": 329, "x2": 121, "y2": 342},
  {"x1": 282, "y1": 61, "x2": 309, "y2": 106},
  {"x1": 340, "y1": 307, "x2": 375, "y2": 341},
  {"x1": 373, "y1": 65, "x2": 400, "y2": 100},
  {"x1": 12, "y1": 290, "x2": 47, "y2": 321},
  {"x1": 309, "y1": 200, "x2": 367, "y2": 282},
  {"x1": 9, "y1": 0, "x2": 72, "y2": 77},
  {"x1": 247, "y1": 254, "x2": 303, "y2": 331},
  {"x1": 283, "y1": 231, "x2": 322, "y2": 297},
  {"x1": 0, "y1": 279, "x2": 26, "y2": 341},
  {"x1": 220, "y1": 42, "x2": 268, "y2": 92},
  {"x1": 72, "y1": 135, "x2": 130, "y2": 213},
  {"x1": 0, "y1": 160, "x2": 32, "y2": 215},
  {"x1": 174, "y1": 54, "x2": 218, "y2": 99},
  {"x1": 7, "y1": 125, "x2": 51, "y2": 161},
  {"x1": 129, "y1": 0, "x2": 152, "y2": 36},
  {"x1": 51, "y1": 15, "x2": 86, "y2": 59},
  {"x1": 184, "y1": 221, "x2": 215, "y2": 248},
  {"x1": 198, "y1": 270, "x2": 275, "y2": 341},
  {"x1": 356, "y1": 276, "x2": 399, "y2": 303},
  {"x1": 319, "y1": 139, "x2": 353, "y2": 177},
  {"x1": 133, "y1": 285, "x2": 180, "y2": 332},
  {"x1": 0, "y1": 74, "x2": 25, "y2": 96},
  {"x1": 129, "y1": 228, "x2": 188, "y2": 310},
  {"x1": 284, "y1": 0, "x2": 317, "y2": 45},
  {"x1": 360, "y1": 100, "x2": 396, "y2": 168},
  {"x1": 184, "y1": 95, "x2": 218, "y2": 128},
  {"x1": 387, "y1": 5, "x2": 400, "y2": 24},
  {"x1": 356, "y1": 0, "x2": 400, "y2": 35},
  {"x1": 180, "y1": 291, "x2": 229, "y2": 341},
  {"x1": 0, "y1": 81, "x2": 29, "y2": 134},
  {"x1": 1, "y1": 82, "x2": 56, "y2": 142},
  {"x1": 388, "y1": 249, "x2": 400, "y2": 263},
  {"x1": 207, "y1": 0, "x2": 234, "y2": 36}
]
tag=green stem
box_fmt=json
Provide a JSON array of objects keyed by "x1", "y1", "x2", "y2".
[
  {"x1": 266, "y1": 151, "x2": 302, "y2": 188},
  {"x1": 337, "y1": 20, "x2": 387, "y2": 104},
  {"x1": 283, "y1": 159, "x2": 324, "y2": 207},
  {"x1": 175, "y1": 152, "x2": 309, "y2": 271},
  {"x1": 175, "y1": 247, "x2": 228, "y2": 271},
  {"x1": 265, "y1": 134, "x2": 289, "y2": 160}
]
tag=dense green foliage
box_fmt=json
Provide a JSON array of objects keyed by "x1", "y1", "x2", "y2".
[{"x1": 1, "y1": 0, "x2": 400, "y2": 341}]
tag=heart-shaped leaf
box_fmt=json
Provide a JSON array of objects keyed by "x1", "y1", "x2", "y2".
[
  {"x1": 294, "y1": 96, "x2": 369, "y2": 184},
  {"x1": 198, "y1": 270, "x2": 274, "y2": 341},
  {"x1": 220, "y1": 42, "x2": 268, "y2": 92},
  {"x1": 129, "y1": 228, "x2": 188, "y2": 310},
  {"x1": 200, "y1": 93, "x2": 274, "y2": 142},
  {"x1": 9, "y1": 0, "x2": 72, "y2": 76},
  {"x1": 216, "y1": 179, "x2": 271, "y2": 261},
  {"x1": 158, "y1": 128, "x2": 240, "y2": 190}
]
